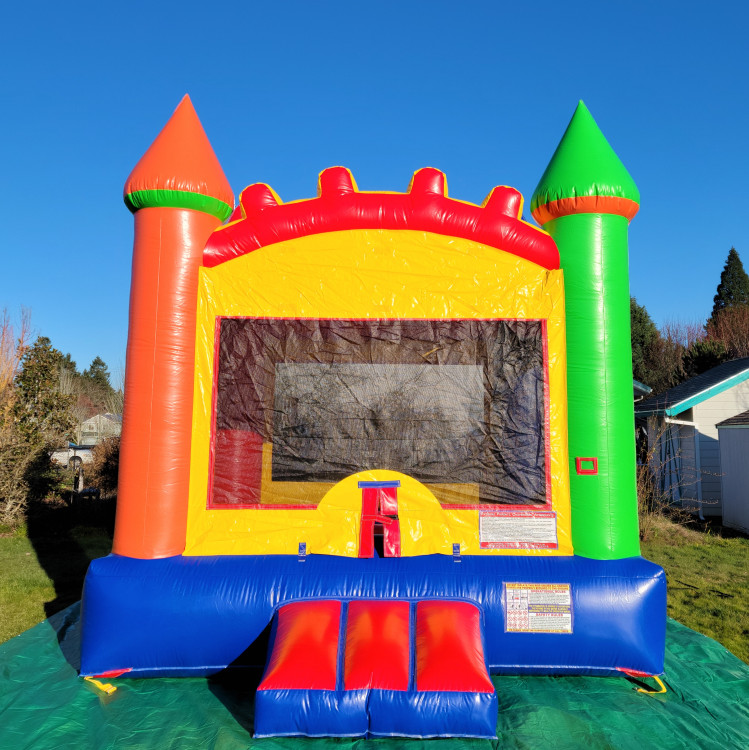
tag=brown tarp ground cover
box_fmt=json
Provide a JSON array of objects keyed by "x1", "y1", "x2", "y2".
[{"x1": 1, "y1": 604, "x2": 747, "y2": 749}]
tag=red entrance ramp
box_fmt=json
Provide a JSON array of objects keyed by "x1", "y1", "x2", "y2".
[{"x1": 254, "y1": 599, "x2": 497, "y2": 738}]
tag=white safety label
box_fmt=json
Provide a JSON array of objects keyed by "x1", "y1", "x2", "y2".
[
  {"x1": 504, "y1": 582, "x2": 573, "y2": 634},
  {"x1": 479, "y1": 509, "x2": 558, "y2": 550}
]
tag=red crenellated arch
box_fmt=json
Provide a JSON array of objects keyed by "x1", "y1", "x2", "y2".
[{"x1": 202, "y1": 167, "x2": 559, "y2": 269}]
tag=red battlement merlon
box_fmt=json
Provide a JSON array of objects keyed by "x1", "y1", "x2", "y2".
[{"x1": 203, "y1": 167, "x2": 559, "y2": 270}]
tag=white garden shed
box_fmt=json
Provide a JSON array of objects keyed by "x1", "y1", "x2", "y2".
[{"x1": 716, "y1": 410, "x2": 749, "y2": 533}]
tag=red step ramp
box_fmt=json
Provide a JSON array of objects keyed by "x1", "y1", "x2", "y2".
[{"x1": 255, "y1": 598, "x2": 497, "y2": 738}]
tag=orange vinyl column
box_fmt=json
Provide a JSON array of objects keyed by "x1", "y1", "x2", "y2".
[
  {"x1": 113, "y1": 208, "x2": 220, "y2": 557},
  {"x1": 113, "y1": 96, "x2": 233, "y2": 558}
]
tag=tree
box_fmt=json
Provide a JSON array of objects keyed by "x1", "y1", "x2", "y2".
[
  {"x1": 82, "y1": 356, "x2": 111, "y2": 391},
  {"x1": 14, "y1": 338, "x2": 77, "y2": 507},
  {"x1": 706, "y1": 304, "x2": 749, "y2": 359},
  {"x1": 14, "y1": 337, "x2": 75, "y2": 445},
  {"x1": 705, "y1": 250, "x2": 749, "y2": 359},
  {"x1": 88, "y1": 436, "x2": 120, "y2": 494},
  {"x1": 60, "y1": 352, "x2": 77, "y2": 375},
  {"x1": 683, "y1": 338, "x2": 729, "y2": 378},
  {"x1": 80, "y1": 356, "x2": 116, "y2": 414},
  {"x1": 0, "y1": 311, "x2": 32, "y2": 526},
  {"x1": 710, "y1": 247, "x2": 749, "y2": 321},
  {"x1": 630, "y1": 298, "x2": 684, "y2": 394},
  {"x1": 0, "y1": 328, "x2": 77, "y2": 525},
  {"x1": 631, "y1": 298, "x2": 659, "y2": 384}
]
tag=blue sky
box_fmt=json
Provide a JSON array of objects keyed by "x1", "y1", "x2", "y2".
[{"x1": 2, "y1": 1, "x2": 747, "y2": 378}]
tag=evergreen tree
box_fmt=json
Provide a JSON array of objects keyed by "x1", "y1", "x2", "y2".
[
  {"x1": 683, "y1": 338, "x2": 729, "y2": 378},
  {"x1": 82, "y1": 356, "x2": 112, "y2": 392},
  {"x1": 630, "y1": 297, "x2": 659, "y2": 385},
  {"x1": 14, "y1": 336, "x2": 75, "y2": 444},
  {"x1": 60, "y1": 352, "x2": 78, "y2": 377},
  {"x1": 629, "y1": 298, "x2": 684, "y2": 395},
  {"x1": 711, "y1": 247, "x2": 749, "y2": 321},
  {"x1": 81, "y1": 356, "x2": 116, "y2": 412},
  {"x1": 13, "y1": 337, "x2": 76, "y2": 503}
]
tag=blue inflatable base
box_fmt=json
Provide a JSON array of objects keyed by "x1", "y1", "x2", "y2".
[
  {"x1": 80, "y1": 553, "x2": 666, "y2": 678},
  {"x1": 254, "y1": 688, "x2": 498, "y2": 739}
]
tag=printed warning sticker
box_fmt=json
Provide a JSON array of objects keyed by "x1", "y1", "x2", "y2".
[
  {"x1": 504, "y1": 582, "x2": 573, "y2": 634},
  {"x1": 479, "y1": 509, "x2": 558, "y2": 549}
]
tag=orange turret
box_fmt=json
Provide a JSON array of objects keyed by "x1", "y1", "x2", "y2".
[{"x1": 114, "y1": 96, "x2": 233, "y2": 559}]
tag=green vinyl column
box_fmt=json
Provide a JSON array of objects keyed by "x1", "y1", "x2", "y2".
[{"x1": 532, "y1": 102, "x2": 641, "y2": 560}]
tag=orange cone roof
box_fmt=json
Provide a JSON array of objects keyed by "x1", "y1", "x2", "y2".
[{"x1": 124, "y1": 96, "x2": 234, "y2": 220}]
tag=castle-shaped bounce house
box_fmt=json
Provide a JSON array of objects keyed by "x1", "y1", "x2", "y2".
[{"x1": 81, "y1": 98, "x2": 666, "y2": 739}]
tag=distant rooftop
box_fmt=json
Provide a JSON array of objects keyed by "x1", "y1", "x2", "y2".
[
  {"x1": 633, "y1": 379, "x2": 652, "y2": 398},
  {"x1": 635, "y1": 357, "x2": 749, "y2": 417},
  {"x1": 717, "y1": 409, "x2": 749, "y2": 427},
  {"x1": 81, "y1": 413, "x2": 122, "y2": 424}
]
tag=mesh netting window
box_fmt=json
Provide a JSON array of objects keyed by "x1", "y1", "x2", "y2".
[{"x1": 210, "y1": 318, "x2": 548, "y2": 507}]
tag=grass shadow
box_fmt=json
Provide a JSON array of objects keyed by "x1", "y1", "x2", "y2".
[{"x1": 24, "y1": 494, "x2": 115, "y2": 620}]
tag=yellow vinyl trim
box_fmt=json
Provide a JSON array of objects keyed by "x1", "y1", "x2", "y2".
[{"x1": 185, "y1": 228, "x2": 571, "y2": 557}]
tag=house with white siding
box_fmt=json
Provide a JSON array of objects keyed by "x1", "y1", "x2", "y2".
[
  {"x1": 78, "y1": 413, "x2": 122, "y2": 446},
  {"x1": 51, "y1": 414, "x2": 122, "y2": 469},
  {"x1": 634, "y1": 357, "x2": 749, "y2": 518}
]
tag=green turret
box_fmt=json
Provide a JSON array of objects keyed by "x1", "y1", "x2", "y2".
[{"x1": 532, "y1": 102, "x2": 640, "y2": 560}]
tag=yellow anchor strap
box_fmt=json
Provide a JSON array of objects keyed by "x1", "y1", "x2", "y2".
[{"x1": 84, "y1": 676, "x2": 117, "y2": 695}]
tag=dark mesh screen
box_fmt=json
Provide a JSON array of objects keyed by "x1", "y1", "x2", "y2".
[{"x1": 212, "y1": 318, "x2": 547, "y2": 507}]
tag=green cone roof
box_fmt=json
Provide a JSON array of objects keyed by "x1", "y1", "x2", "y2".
[{"x1": 531, "y1": 101, "x2": 640, "y2": 215}]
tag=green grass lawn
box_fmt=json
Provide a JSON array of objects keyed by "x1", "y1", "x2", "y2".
[
  {"x1": 0, "y1": 501, "x2": 114, "y2": 644},
  {"x1": 0, "y1": 530, "x2": 56, "y2": 643},
  {"x1": 642, "y1": 518, "x2": 749, "y2": 664},
  {"x1": 1, "y1": 504, "x2": 747, "y2": 667}
]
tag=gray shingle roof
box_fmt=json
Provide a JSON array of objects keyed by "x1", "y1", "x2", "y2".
[
  {"x1": 634, "y1": 357, "x2": 749, "y2": 416},
  {"x1": 717, "y1": 409, "x2": 749, "y2": 427}
]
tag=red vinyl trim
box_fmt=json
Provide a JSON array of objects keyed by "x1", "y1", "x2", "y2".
[
  {"x1": 203, "y1": 167, "x2": 559, "y2": 269},
  {"x1": 616, "y1": 667, "x2": 654, "y2": 678},
  {"x1": 415, "y1": 601, "x2": 494, "y2": 693},
  {"x1": 383, "y1": 517, "x2": 401, "y2": 558},
  {"x1": 205, "y1": 316, "x2": 222, "y2": 508},
  {"x1": 359, "y1": 488, "x2": 378, "y2": 558},
  {"x1": 93, "y1": 668, "x2": 132, "y2": 678},
  {"x1": 360, "y1": 486, "x2": 402, "y2": 557},
  {"x1": 344, "y1": 600, "x2": 411, "y2": 691},
  {"x1": 542, "y1": 319, "x2": 553, "y2": 502},
  {"x1": 379, "y1": 487, "x2": 398, "y2": 515},
  {"x1": 575, "y1": 457, "x2": 599, "y2": 475},
  {"x1": 258, "y1": 600, "x2": 341, "y2": 691}
]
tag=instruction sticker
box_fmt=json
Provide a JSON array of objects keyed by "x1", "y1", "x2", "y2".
[
  {"x1": 479, "y1": 509, "x2": 558, "y2": 550},
  {"x1": 504, "y1": 583, "x2": 573, "y2": 634}
]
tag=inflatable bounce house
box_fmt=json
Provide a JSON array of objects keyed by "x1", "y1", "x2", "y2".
[{"x1": 80, "y1": 97, "x2": 666, "y2": 739}]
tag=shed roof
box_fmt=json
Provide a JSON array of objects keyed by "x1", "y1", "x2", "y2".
[
  {"x1": 634, "y1": 357, "x2": 749, "y2": 417},
  {"x1": 717, "y1": 409, "x2": 749, "y2": 428}
]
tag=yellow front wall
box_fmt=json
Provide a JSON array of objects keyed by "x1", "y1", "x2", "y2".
[{"x1": 185, "y1": 228, "x2": 572, "y2": 556}]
